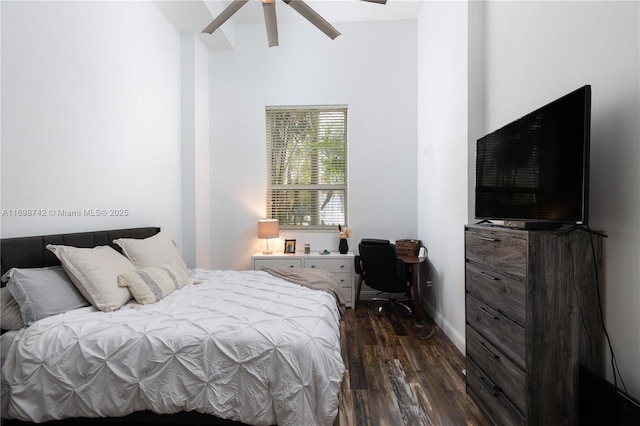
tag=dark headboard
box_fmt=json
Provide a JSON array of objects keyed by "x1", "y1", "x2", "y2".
[{"x1": 1, "y1": 227, "x2": 160, "y2": 277}]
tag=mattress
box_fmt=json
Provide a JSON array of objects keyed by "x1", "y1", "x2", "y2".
[{"x1": 1, "y1": 269, "x2": 344, "y2": 426}]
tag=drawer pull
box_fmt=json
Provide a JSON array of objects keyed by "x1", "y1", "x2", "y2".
[
  {"x1": 478, "y1": 236, "x2": 499, "y2": 242},
  {"x1": 479, "y1": 375, "x2": 499, "y2": 396},
  {"x1": 480, "y1": 272, "x2": 498, "y2": 280},
  {"x1": 499, "y1": 385, "x2": 523, "y2": 415},
  {"x1": 340, "y1": 265, "x2": 345, "y2": 269},
  {"x1": 480, "y1": 341, "x2": 499, "y2": 359},
  {"x1": 480, "y1": 307, "x2": 499, "y2": 320},
  {"x1": 478, "y1": 375, "x2": 522, "y2": 414},
  {"x1": 310, "y1": 265, "x2": 316, "y2": 268}
]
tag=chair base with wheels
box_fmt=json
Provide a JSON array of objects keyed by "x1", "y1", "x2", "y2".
[{"x1": 367, "y1": 294, "x2": 413, "y2": 317}]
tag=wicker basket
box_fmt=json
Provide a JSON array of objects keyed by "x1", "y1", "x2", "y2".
[{"x1": 395, "y1": 239, "x2": 422, "y2": 256}]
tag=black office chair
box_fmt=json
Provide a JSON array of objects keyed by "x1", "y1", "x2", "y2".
[{"x1": 354, "y1": 239, "x2": 413, "y2": 317}]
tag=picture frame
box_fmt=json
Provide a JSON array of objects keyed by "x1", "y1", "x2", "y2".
[{"x1": 284, "y1": 239, "x2": 296, "y2": 254}]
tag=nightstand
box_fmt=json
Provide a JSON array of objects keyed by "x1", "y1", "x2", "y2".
[{"x1": 251, "y1": 252, "x2": 355, "y2": 308}]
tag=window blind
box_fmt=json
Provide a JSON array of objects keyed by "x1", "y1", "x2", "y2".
[{"x1": 266, "y1": 105, "x2": 347, "y2": 230}]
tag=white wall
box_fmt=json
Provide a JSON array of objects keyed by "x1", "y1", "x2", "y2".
[
  {"x1": 417, "y1": 0, "x2": 640, "y2": 400},
  {"x1": 481, "y1": 1, "x2": 640, "y2": 398},
  {"x1": 181, "y1": 33, "x2": 212, "y2": 269},
  {"x1": 209, "y1": 20, "x2": 418, "y2": 270},
  {"x1": 416, "y1": 1, "x2": 470, "y2": 351},
  {"x1": 1, "y1": 1, "x2": 183, "y2": 243}
]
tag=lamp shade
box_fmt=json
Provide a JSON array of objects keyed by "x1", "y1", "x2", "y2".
[{"x1": 258, "y1": 219, "x2": 279, "y2": 239}]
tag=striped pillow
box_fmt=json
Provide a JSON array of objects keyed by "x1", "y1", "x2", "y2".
[{"x1": 117, "y1": 263, "x2": 190, "y2": 305}]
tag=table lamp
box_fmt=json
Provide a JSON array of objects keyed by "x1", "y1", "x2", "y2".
[{"x1": 258, "y1": 219, "x2": 279, "y2": 254}]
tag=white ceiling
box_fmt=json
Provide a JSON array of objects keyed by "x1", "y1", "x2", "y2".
[
  {"x1": 155, "y1": 0, "x2": 424, "y2": 32},
  {"x1": 216, "y1": 0, "x2": 425, "y2": 25},
  {"x1": 154, "y1": 0, "x2": 424, "y2": 49}
]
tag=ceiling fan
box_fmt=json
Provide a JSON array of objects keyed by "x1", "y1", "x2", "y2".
[{"x1": 202, "y1": 0, "x2": 387, "y2": 48}]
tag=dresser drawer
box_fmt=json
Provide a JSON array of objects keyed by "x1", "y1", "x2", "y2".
[
  {"x1": 331, "y1": 271, "x2": 353, "y2": 288},
  {"x1": 467, "y1": 359, "x2": 525, "y2": 426},
  {"x1": 466, "y1": 294, "x2": 525, "y2": 369},
  {"x1": 465, "y1": 228, "x2": 527, "y2": 281},
  {"x1": 253, "y1": 258, "x2": 302, "y2": 269},
  {"x1": 466, "y1": 262, "x2": 526, "y2": 326},
  {"x1": 304, "y1": 258, "x2": 352, "y2": 273},
  {"x1": 466, "y1": 326, "x2": 525, "y2": 414},
  {"x1": 339, "y1": 285, "x2": 352, "y2": 304}
]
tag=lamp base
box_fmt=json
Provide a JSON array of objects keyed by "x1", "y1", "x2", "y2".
[{"x1": 261, "y1": 239, "x2": 274, "y2": 254}]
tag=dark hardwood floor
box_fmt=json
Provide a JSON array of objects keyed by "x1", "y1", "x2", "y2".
[{"x1": 335, "y1": 302, "x2": 491, "y2": 426}]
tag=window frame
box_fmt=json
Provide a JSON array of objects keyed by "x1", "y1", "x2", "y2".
[{"x1": 265, "y1": 104, "x2": 348, "y2": 231}]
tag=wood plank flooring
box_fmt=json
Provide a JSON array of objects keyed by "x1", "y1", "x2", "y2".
[{"x1": 335, "y1": 301, "x2": 491, "y2": 426}]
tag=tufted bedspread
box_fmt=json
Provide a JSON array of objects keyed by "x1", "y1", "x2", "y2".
[{"x1": 1, "y1": 269, "x2": 345, "y2": 425}]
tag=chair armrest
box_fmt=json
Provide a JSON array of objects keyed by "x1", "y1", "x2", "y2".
[
  {"x1": 354, "y1": 255, "x2": 363, "y2": 275},
  {"x1": 396, "y1": 259, "x2": 406, "y2": 281}
]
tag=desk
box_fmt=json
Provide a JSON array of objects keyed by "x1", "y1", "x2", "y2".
[{"x1": 398, "y1": 255, "x2": 428, "y2": 323}]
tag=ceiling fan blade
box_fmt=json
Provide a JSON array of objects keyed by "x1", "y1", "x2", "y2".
[
  {"x1": 283, "y1": 0, "x2": 341, "y2": 40},
  {"x1": 263, "y1": 1, "x2": 279, "y2": 47},
  {"x1": 202, "y1": 0, "x2": 249, "y2": 34},
  {"x1": 360, "y1": 0, "x2": 387, "y2": 3}
]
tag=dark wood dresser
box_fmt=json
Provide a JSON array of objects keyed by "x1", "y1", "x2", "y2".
[{"x1": 464, "y1": 224, "x2": 604, "y2": 425}]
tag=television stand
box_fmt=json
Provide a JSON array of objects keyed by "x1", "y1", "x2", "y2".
[
  {"x1": 556, "y1": 224, "x2": 608, "y2": 238},
  {"x1": 465, "y1": 225, "x2": 604, "y2": 425},
  {"x1": 505, "y1": 221, "x2": 566, "y2": 230},
  {"x1": 474, "y1": 220, "x2": 561, "y2": 230}
]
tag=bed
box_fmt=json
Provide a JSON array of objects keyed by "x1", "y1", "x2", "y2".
[{"x1": 0, "y1": 227, "x2": 345, "y2": 426}]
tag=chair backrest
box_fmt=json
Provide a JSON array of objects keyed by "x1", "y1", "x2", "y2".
[{"x1": 357, "y1": 239, "x2": 407, "y2": 293}]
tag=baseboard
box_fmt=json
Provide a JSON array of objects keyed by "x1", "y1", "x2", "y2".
[{"x1": 422, "y1": 299, "x2": 465, "y2": 354}]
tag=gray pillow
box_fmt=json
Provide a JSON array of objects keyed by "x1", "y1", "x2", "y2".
[
  {"x1": 1, "y1": 287, "x2": 25, "y2": 330},
  {"x1": 3, "y1": 266, "x2": 90, "y2": 325}
]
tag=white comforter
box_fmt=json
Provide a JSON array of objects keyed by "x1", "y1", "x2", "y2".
[{"x1": 1, "y1": 269, "x2": 345, "y2": 425}]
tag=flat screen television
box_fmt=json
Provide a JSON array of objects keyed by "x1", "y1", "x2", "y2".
[{"x1": 475, "y1": 85, "x2": 591, "y2": 229}]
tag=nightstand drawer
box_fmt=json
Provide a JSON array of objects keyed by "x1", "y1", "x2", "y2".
[
  {"x1": 466, "y1": 262, "x2": 526, "y2": 326},
  {"x1": 466, "y1": 326, "x2": 525, "y2": 414},
  {"x1": 466, "y1": 293, "x2": 525, "y2": 369},
  {"x1": 465, "y1": 228, "x2": 527, "y2": 281},
  {"x1": 340, "y1": 286, "x2": 352, "y2": 303},
  {"x1": 253, "y1": 258, "x2": 302, "y2": 269},
  {"x1": 331, "y1": 271, "x2": 353, "y2": 288},
  {"x1": 304, "y1": 258, "x2": 352, "y2": 273},
  {"x1": 331, "y1": 272, "x2": 353, "y2": 305}
]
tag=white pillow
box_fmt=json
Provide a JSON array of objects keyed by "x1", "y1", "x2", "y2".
[
  {"x1": 118, "y1": 262, "x2": 191, "y2": 305},
  {"x1": 113, "y1": 232, "x2": 189, "y2": 274},
  {"x1": 46, "y1": 245, "x2": 135, "y2": 312},
  {"x1": 1, "y1": 287, "x2": 25, "y2": 330}
]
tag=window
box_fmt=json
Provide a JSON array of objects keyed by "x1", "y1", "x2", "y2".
[{"x1": 266, "y1": 105, "x2": 347, "y2": 230}]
